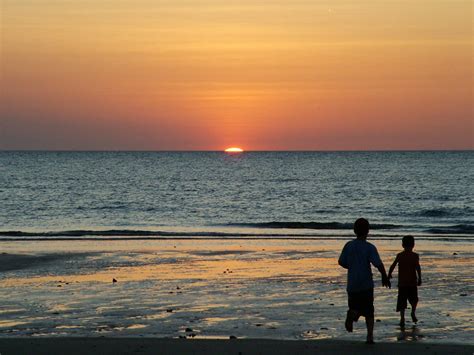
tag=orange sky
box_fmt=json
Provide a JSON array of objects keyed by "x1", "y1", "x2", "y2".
[{"x1": 1, "y1": 0, "x2": 472, "y2": 150}]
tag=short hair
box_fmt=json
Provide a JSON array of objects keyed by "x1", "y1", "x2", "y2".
[
  {"x1": 402, "y1": 235, "x2": 415, "y2": 248},
  {"x1": 354, "y1": 218, "x2": 369, "y2": 237}
]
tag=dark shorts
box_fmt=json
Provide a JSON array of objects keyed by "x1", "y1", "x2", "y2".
[
  {"x1": 397, "y1": 286, "x2": 418, "y2": 312},
  {"x1": 348, "y1": 288, "x2": 374, "y2": 318}
]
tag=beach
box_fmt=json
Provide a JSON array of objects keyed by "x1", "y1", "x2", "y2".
[
  {"x1": 0, "y1": 337, "x2": 472, "y2": 355},
  {"x1": 0, "y1": 238, "x2": 472, "y2": 350}
]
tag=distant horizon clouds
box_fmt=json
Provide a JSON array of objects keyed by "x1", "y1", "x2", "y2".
[{"x1": 1, "y1": 0, "x2": 472, "y2": 150}]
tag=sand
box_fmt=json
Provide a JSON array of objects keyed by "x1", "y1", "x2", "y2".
[
  {"x1": 0, "y1": 239, "x2": 472, "y2": 347},
  {"x1": 0, "y1": 338, "x2": 472, "y2": 355}
]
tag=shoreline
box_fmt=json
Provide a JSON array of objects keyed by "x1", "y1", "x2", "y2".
[
  {"x1": 0, "y1": 338, "x2": 472, "y2": 355},
  {"x1": 0, "y1": 234, "x2": 472, "y2": 242}
]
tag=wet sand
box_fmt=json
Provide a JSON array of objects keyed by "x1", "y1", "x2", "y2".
[
  {"x1": 0, "y1": 338, "x2": 472, "y2": 355},
  {"x1": 0, "y1": 239, "x2": 472, "y2": 344},
  {"x1": 0, "y1": 252, "x2": 90, "y2": 272}
]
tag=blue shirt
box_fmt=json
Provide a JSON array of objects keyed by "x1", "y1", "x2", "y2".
[{"x1": 338, "y1": 239, "x2": 382, "y2": 292}]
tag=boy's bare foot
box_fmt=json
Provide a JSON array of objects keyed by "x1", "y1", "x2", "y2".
[
  {"x1": 366, "y1": 336, "x2": 375, "y2": 344},
  {"x1": 345, "y1": 311, "x2": 354, "y2": 332},
  {"x1": 411, "y1": 311, "x2": 418, "y2": 323},
  {"x1": 399, "y1": 320, "x2": 405, "y2": 328}
]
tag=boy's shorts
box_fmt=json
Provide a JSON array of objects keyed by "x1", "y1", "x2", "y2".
[
  {"x1": 348, "y1": 288, "x2": 374, "y2": 318},
  {"x1": 397, "y1": 286, "x2": 418, "y2": 312}
]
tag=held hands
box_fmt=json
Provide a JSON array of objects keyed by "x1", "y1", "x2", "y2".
[{"x1": 382, "y1": 275, "x2": 391, "y2": 289}]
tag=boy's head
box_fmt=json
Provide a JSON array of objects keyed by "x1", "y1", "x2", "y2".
[
  {"x1": 354, "y1": 218, "x2": 369, "y2": 239},
  {"x1": 402, "y1": 235, "x2": 415, "y2": 250}
]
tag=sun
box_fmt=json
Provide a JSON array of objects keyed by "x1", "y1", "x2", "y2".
[{"x1": 224, "y1": 147, "x2": 244, "y2": 153}]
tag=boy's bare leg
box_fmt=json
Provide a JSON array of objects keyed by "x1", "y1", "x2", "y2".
[
  {"x1": 411, "y1": 302, "x2": 418, "y2": 323},
  {"x1": 366, "y1": 317, "x2": 374, "y2": 344},
  {"x1": 345, "y1": 310, "x2": 359, "y2": 332},
  {"x1": 400, "y1": 309, "x2": 405, "y2": 327}
]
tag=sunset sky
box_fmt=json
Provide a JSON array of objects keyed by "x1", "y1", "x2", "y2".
[{"x1": 1, "y1": 0, "x2": 472, "y2": 150}]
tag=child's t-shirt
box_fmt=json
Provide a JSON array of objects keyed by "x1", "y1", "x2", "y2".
[
  {"x1": 397, "y1": 251, "x2": 419, "y2": 287},
  {"x1": 339, "y1": 239, "x2": 383, "y2": 293}
]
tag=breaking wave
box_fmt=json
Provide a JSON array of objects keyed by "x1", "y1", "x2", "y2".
[{"x1": 225, "y1": 222, "x2": 401, "y2": 230}]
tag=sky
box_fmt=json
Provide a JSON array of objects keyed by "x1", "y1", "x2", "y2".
[{"x1": 1, "y1": 0, "x2": 472, "y2": 150}]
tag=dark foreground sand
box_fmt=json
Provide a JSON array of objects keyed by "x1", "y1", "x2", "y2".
[{"x1": 0, "y1": 338, "x2": 472, "y2": 355}]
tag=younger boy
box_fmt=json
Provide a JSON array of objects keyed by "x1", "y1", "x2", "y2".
[{"x1": 388, "y1": 235, "x2": 422, "y2": 327}]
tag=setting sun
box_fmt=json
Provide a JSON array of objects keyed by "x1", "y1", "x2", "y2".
[{"x1": 225, "y1": 147, "x2": 244, "y2": 153}]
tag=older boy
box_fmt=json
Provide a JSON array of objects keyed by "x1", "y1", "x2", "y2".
[{"x1": 338, "y1": 218, "x2": 390, "y2": 344}]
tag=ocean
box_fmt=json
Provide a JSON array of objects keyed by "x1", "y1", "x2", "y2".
[{"x1": 0, "y1": 151, "x2": 472, "y2": 239}]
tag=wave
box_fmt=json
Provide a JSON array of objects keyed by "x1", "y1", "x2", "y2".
[
  {"x1": 417, "y1": 207, "x2": 473, "y2": 218},
  {"x1": 424, "y1": 224, "x2": 474, "y2": 235},
  {"x1": 0, "y1": 230, "x2": 355, "y2": 238},
  {"x1": 0, "y1": 230, "x2": 238, "y2": 238},
  {"x1": 1, "y1": 224, "x2": 473, "y2": 239},
  {"x1": 77, "y1": 205, "x2": 128, "y2": 211},
  {"x1": 225, "y1": 222, "x2": 401, "y2": 230},
  {"x1": 0, "y1": 229, "x2": 471, "y2": 242}
]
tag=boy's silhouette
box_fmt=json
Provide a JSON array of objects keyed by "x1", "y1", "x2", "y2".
[
  {"x1": 338, "y1": 218, "x2": 390, "y2": 344},
  {"x1": 388, "y1": 235, "x2": 422, "y2": 328}
]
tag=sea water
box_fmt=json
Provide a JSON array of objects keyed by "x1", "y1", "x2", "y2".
[{"x1": 0, "y1": 151, "x2": 472, "y2": 238}]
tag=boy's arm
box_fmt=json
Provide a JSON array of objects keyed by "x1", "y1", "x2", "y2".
[
  {"x1": 416, "y1": 254, "x2": 422, "y2": 286},
  {"x1": 370, "y1": 246, "x2": 390, "y2": 288},
  {"x1": 376, "y1": 263, "x2": 391, "y2": 288},
  {"x1": 338, "y1": 247, "x2": 348, "y2": 269},
  {"x1": 338, "y1": 259, "x2": 348, "y2": 269},
  {"x1": 338, "y1": 243, "x2": 349, "y2": 269},
  {"x1": 388, "y1": 255, "x2": 399, "y2": 279}
]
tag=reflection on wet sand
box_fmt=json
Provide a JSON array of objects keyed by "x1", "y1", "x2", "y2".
[
  {"x1": 397, "y1": 325, "x2": 425, "y2": 342},
  {"x1": 0, "y1": 252, "x2": 339, "y2": 285},
  {"x1": 0, "y1": 239, "x2": 472, "y2": 343}
]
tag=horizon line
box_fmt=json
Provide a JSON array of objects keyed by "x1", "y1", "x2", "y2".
[{"x1": 0, "y1": 149, "x2": 472, "y2": 153}]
